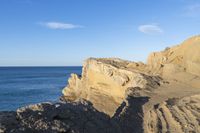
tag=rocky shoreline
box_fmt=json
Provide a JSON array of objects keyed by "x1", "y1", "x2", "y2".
[
  {"x1": 0, "y1": 91, "x2": 149, "y2": 133},
  {"x1": 1, "y1": 36, "x2": 200, "y2": 133}
]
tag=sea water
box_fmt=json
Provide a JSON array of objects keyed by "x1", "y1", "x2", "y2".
[{"x1": 0, "y1": 67, "x2": 82, "y2": 111}]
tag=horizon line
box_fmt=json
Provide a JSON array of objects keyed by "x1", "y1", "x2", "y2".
[{"x1": 0, "y1": 66, "x2": 82, "y2": 67}]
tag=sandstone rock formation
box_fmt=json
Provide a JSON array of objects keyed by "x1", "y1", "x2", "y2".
[
  {"x1": 1, "y1": 35, "x2": 200, "y2": 133},
  {"x1": 62, "y1": 58, "x2": 162, "y2": 116},
  {"x1": 147, "y1": 36, "x2": 200, "y2": 76}
]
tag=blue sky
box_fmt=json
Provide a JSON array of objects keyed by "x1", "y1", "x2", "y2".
[{"x1": 0, "y1": 0, "x2": 200, "y2": 66}]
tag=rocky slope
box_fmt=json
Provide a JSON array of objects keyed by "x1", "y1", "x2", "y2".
[{"x1": 1, "y1": 35, "x2": 200, "y2": 133}]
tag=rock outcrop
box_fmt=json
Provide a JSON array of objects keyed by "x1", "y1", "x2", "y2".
[
  {"x1": 1, "y1": 35, "x2": 200, "y2": 133},
  {"x1": 147, "y1": 36, "x2": 200, "y2": 76},
  {"x1": 62, "y1": 58, "x2": 162, "y2": 116},
  {"x1": 0, "y1": 100, "x2": 117, "y2": 133},
  {"x1": 146, "y1": 95, "x2": 200, "y2": 133}
]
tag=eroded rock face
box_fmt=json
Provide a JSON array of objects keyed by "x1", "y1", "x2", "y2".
[
  {"x1": 1, "y1": 35, "x2": 200, "y2": 133},
  {"x1": 147, "y1": 36, "x2": 200, "y2": 76},
  {"x1": 146, "y1": 95, "x2": 200, "y2": 133},
  {"x1": 61, "y1": 35, "x2": 200, "y2": 132},
  {"x1": 62, "y1": 58, "x2": 162, "y2": 116}
]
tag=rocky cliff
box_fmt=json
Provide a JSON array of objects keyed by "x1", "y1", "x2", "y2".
[
  {"x1": 1, "y1": 36, "x2": 200, "y2": 133},
  {"x1": 62, "y1": 58, "x2": 162, "y2": 116}
]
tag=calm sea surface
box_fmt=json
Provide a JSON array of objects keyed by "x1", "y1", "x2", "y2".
[{"x1": 0, "y1": 67, "x2": 82, "y2": 111}]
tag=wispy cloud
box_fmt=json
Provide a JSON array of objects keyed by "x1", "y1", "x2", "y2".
[
  {"x1": 39, "y1": 22, "x2": 83, "y2": 30},
  {"x1": 138, "y1": 24, "x2": 163, "y2": 35},
  {"x1": 184, "y1": 4, "x2": 200, "y2": 17}
]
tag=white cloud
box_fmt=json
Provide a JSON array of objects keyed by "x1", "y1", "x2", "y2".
[
  {"x1": 184, "y1": 4, "x2": 200, "y2": 17},
  {"x1": 39, "y1": 22, "x2": 83, "y2": 30},
  {"x1": 138, "y1": 24, "x2": 163, "y2": 35}
]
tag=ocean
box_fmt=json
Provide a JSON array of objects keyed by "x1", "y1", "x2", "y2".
[{"x1": 0, "y1": 67, "x2": 82, "y2": 111}]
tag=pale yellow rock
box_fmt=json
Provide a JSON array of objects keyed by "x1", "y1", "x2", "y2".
[
  {"x1": 61, "y1": 35, "x2": 200, "y2": 132},
  {"x1": 62, "y1": 58, "x2": 161, "y2": 116},
  {"x1": 147, "y1": 35, "x2": 200, "y2": 76}
]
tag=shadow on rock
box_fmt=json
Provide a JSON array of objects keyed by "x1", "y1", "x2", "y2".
[
  {"x1": 112, "y1": 95, "x2": 149, "y2": 133},
  {"x1": 1, "y1": 93, "x2": 149, "y2": 133}
]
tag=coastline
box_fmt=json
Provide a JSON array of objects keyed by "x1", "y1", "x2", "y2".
[{"x1": 1, "y1": 36, "x2": 200, "y2": 133}]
